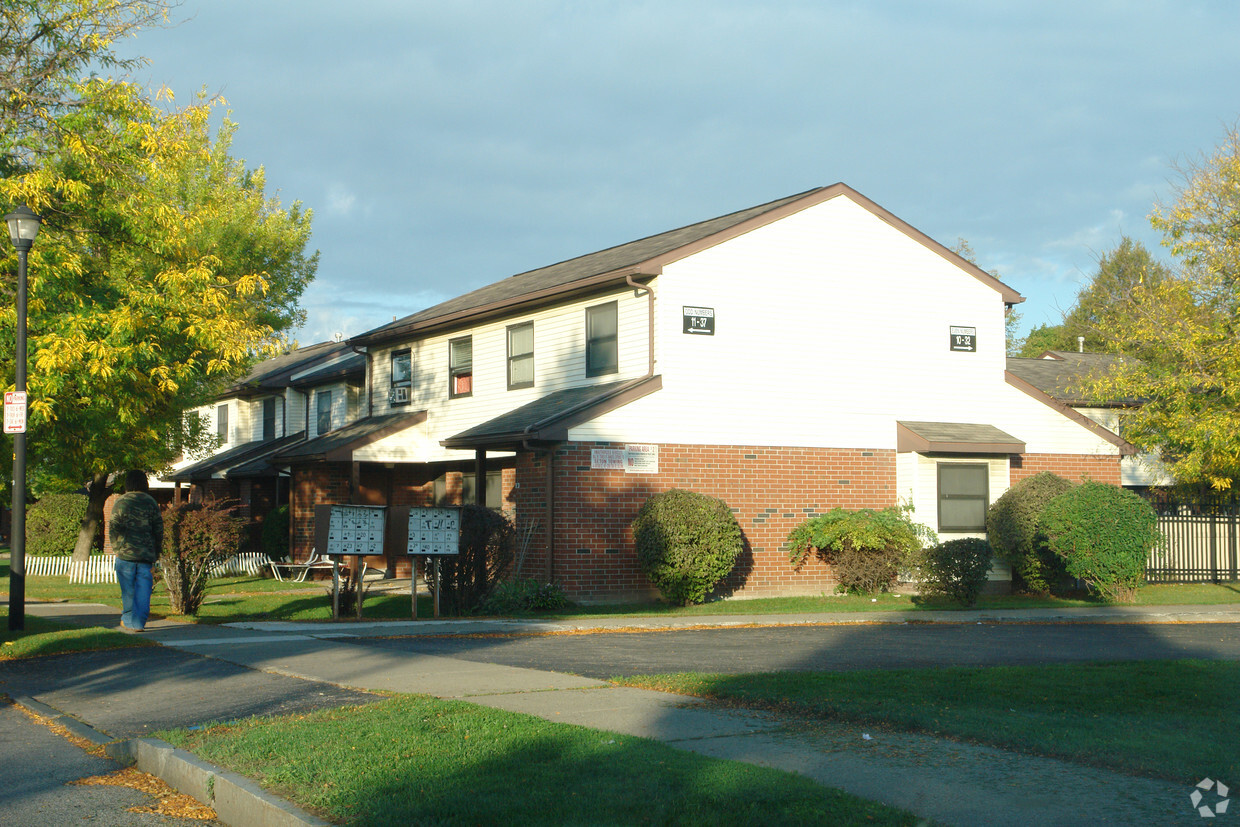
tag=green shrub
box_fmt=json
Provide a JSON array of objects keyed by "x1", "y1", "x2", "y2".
[
  {"x1": 261, "y1": 504, "x2": 290, "y2": 561},
  {"x1": 787, "y1": 507, "x2": 934, "y2": 595},
  {"x1": 632, "y1": 489, "x2": 743, "y2": 605},
  {"x1": 25, "y1": 493, "x2": 88, "y2": 555},
  {"x1": 919, "y1": 538, "x2": 994, "y2": 606},
  {"x1": 1039, "y1": 482, "x2": 1162, "y2": 603},
  {"x1": 477, "y1": 579, "x2": 569, "y2": 615},
  {"x1": 986, "y1": 472, "x2": 1074, "y2": 593},
  {"x1": 160, "y1": 500, "x2": 244, "y2": 615},
  {"x1": 433, "y1": 505, "x2": 516, "y2": 615}
]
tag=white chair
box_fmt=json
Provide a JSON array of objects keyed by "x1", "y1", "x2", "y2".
[{"x1": 267, "y1": 551, "x2": 336, "y2": 582}]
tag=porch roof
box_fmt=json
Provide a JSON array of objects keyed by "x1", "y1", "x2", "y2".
[
  {"x1": 273, "y1": 411, "x2": 427, "y2": 463},
  {"x1": 896, "y1": 421, "x2": 1026, "y2": 455},
  {"x1": 441, "y1": 375, "x2": 663, "y2": 451},
  {"x1": 167, "y1": 432, "x2": 306, "y2": 482}
]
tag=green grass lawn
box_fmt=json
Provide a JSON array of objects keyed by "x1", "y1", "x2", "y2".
[
  {"x1": 5, "y1": 554, "x2": 1239, "y2": 626},
  {"x1": 618, "y1": 659, "x2": 1238, "y2": 785},
  {"x1": 158, "y1": 693, "x2": 925, "y2": 827},
  {"x1": 0, "y1": 607, "x2": 153, "y2": 659}
]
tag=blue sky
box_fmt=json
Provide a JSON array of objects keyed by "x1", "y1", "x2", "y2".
[{"x1": 115, "y1": 1, "x2": 1240, "y2": 345}]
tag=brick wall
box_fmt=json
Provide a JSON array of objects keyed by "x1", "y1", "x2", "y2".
[
  {"x1": 289, "y1": 461, "x2": 517, "y2": 577},
  {"x1": 515, "y1": 442, "x2": 898, "y2": 602},
  {"x1": 1010, "y1": 453, "x2": 1121, "y2": 486}
]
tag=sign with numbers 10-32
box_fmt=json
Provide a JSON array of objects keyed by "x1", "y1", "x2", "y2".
[{"x1": 406, "y1": 507, "x2": 461, "y2": 556}]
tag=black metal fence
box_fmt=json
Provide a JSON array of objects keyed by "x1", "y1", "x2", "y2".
[{"x1": 1138, "y1": 490, "x2": 1240, "y2": 583}]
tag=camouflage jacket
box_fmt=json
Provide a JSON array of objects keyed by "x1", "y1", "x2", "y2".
[{"x1": 109, "y1": 492, "x2": 164, "y2": 563}]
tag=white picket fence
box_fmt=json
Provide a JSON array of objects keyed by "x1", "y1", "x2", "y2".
[{"x1": 25, "y1": 552, "x2": 268, "y2": 584}]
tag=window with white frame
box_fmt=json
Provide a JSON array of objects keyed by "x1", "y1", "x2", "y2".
[
  {"x1": 586, "y1": 301, "x2": 618, "y2": 377},
  {"x1": 316, "y1": 390, "x2": 333, "y2": 435},
  {"x1": 216, "y1": 404, "x2": 229, "y2": 441},
  {"x1": 449, "y1": 336, "x2": 473, "y2": 398},
  {"x1": 390, "y1": 349, "x2": 411, "y2": 405},
  {"x1": 938, "y1": 463, "x2": 989, "y2": 532},
  {"x1": 507, "y1": 322, "x2": 534, "y2": 390}
]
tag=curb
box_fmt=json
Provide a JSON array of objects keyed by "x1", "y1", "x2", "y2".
[
  {"x1": 106, "y1": 738, "x2": 331, "y2": 827},
  {"x1": 11, "y1": 697, "x2": 329, "y2": 827}
]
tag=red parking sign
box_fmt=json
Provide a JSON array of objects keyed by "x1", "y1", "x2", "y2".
[{"x1": 4, "y1": 391, "x2": 27, "y2": 434}]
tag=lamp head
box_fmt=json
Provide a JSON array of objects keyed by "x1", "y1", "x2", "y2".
[{"x1": 5, "y1": 205, "x2": 42, "y2": 251}]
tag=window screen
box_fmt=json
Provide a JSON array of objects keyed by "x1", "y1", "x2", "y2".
[
  {"x1": 586, "y1": 301, "x2": 618, "y2": 377},
  {"x1": 449, "y1": 337, "x2": 473, "y2": 397},
  {"x1": 938, "y1": 463, "x2": 989, "y2": 532},
  {"x1": 507, "y1": 322, "x2": 534, "y2": 389},
  {"x1": 262, "y1": 397, "x2": 276, "y2": 441},
  {"x1": 316, "y1": 390, "x2": 333, "y2": 435}
]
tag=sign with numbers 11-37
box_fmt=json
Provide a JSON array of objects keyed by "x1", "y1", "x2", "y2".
[{"x1": 406, "y1": 507, "x2": 461, "y2": 556}]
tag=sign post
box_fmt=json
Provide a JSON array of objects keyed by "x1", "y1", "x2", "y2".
[
  {"x1": 318, "y1": 504, "x2": 387, "y2": 620},
  {"x1": 3, "y1": 391, "x2": 26, "y2": 434},
  {"x1": 406, "y1": 507, "x2": 461, "y2": 618}
]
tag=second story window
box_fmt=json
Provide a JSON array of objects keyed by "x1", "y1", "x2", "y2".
[
  {"x1": 317, "y1": 390, "x2": 333, "y2": 435},
  {"x1": 586, "y1": 301, "x2": 618, "y2": 377},
  {"x1": 262, "y1": 397, "x2": 276, "y2": 441},
  {"x1": 216, "y1": 404, "x2": 229, "y2": 441},
  {"x1": 507, "y1": 322, "x2": 534, "y2": 390},
  {"x1": 390, "y1": 349, "x2": 411, "y2": 405},
  {"x1": 449, "y1": 336, "x2": 473, "y2": 398}
]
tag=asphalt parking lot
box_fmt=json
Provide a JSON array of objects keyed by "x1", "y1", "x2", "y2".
[{"x1": 350, "y1": 621, "x2": 1240, "y2": 678}]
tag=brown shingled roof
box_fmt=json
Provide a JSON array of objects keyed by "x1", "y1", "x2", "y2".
[{"x1": 353, "y1": 184, "x2": 1023, "y2": 347}]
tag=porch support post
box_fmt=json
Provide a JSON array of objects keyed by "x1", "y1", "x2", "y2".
[{"x1": 474, "y1": 449, "x2": 486, "y2": 506}]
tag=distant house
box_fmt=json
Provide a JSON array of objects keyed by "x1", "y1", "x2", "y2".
[
  {"x1": 274, "y1": 184, "x2": 1135, "y2": 600},
  {"x1": 164, "y1": 341, "x2": 366, "y2": 549},
  {"x1": 1006, "y1": 350, "x2": 1171, "y2": 489}
]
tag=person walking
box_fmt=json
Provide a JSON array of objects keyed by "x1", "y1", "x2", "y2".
[{"x1": 109, "y1": 470, "x2": 164, "y2": 632}]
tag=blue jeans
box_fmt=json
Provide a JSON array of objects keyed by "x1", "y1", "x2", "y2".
[{"x1": 115, "y1": 559, "x2": 154, "y2": 631}]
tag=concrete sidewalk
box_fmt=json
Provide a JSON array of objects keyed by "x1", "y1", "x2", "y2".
[{"x1": 18, "y1": 600, "x2": 1232, "y2": 825}]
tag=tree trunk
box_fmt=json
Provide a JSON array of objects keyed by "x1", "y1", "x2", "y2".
[{"x1": 73, "y1": 472, "x2": 110, "y2": 561}]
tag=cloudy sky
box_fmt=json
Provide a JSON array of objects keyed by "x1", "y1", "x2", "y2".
[{"x1": 115, "y1": 1, "x2": 1240, "y2": 345}]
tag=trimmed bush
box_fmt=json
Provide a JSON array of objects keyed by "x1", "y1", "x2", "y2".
[
  {"x1": 633, "y1": 489, "x2": 743, "y2": 605},
  {"x1": 161, "y1": 500, "x2": 244, "y2": 615},
  {"x1": 25, "y1": 493, "x2": 88, "y2": 556},
  {"x1": 1039, "y1": 482, "x2": 1162, "y2": 603},
  {"x1": 434, "y1": 505, "x2": 516, "y2": 615},
  {"x1": 986, "y1": 472, "x2": 1074, "y2": 593},
  {"x1": 477, "y1": 579, "x2": 569, "y2": 615},
  {"x1": 787, "y1": 507, "x2": 935, "y2": 595},
  {"x1": 261, "y1": 504, "x2": 290, "y2": 561},
  {"x1": 919, "y1": 538, "x2": 994, "y2": 606}
]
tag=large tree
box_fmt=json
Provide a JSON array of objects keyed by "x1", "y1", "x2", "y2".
[
  {"x1": 1016, "y1": 237, "x2": 1173, "y2": 358},
  {"x1": 1078, "y1": 126, "x2": 1240, "y2": 490},
  {"x1": 2, "y1": 79, "x2": 317, "y2": 556},
  {"x1": 2, "y1": 0, "x2": 172, "y2": 167}
]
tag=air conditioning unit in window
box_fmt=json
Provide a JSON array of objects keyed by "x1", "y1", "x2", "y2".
[{"x1": 389, "y1": 386, "x2": 410, "y2": 404}]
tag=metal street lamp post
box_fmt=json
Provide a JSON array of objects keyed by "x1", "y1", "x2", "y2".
[{"x1": 5, "y1": 205, "x2": 41, "y2": 632}]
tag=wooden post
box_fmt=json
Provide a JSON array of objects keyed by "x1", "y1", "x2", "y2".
[
  {"x1": 433, "y1": 558, "x2": 441, "y2": 618},
  {"x1": 411, "y1": 559, "x2": 418, "y2": 620},
  {"x1": 331, "y1": 558, "x2": 340, "y2": 620},
  {"x1": 354, "y1": 555, "x2": 364, "y2": 620}
]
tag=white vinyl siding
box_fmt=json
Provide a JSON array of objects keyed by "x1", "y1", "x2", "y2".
[
  {"x1": 570, "y1": 195, "x2": 1120, "y2": 459},
  {"x1": 359, "y1": 285, "x2": 649, "y2": 463}
]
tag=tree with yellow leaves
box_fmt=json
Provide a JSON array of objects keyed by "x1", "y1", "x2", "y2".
[
  {"x1": 1079, "y1": 125, "x2": 1240, "y2": 491},
  {"x1": 1, "y1": 78, "x2": 316, "y2": 556}
]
